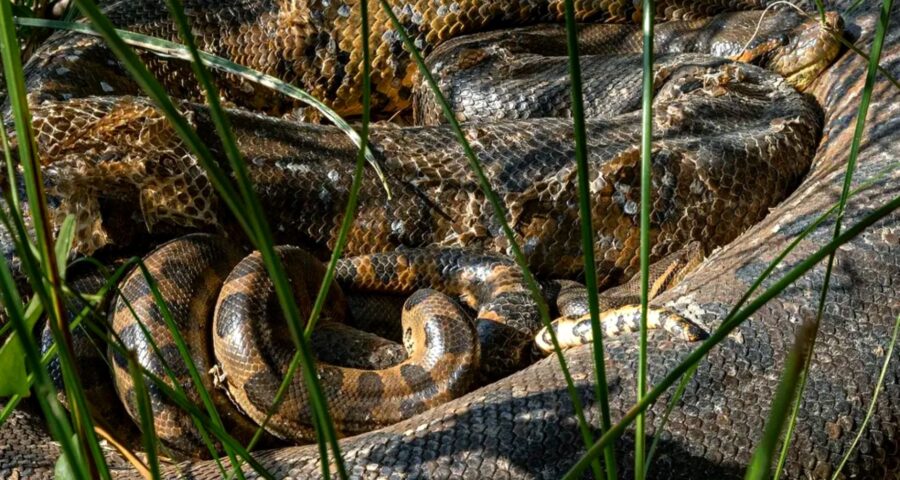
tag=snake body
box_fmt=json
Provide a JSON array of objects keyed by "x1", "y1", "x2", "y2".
[
  {"x1": 1, "y1": 0, "x2": 898, "y2": 478},
  {"x1": 27, "y1": 58, "x2": 823, "y2": 453},
  {"x1": 111, "y1": 234, "x2": 487, "y2": 453}
]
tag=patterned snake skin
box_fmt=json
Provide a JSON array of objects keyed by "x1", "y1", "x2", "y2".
[{"x1": 1, "y1": 0, "x2": 898, "y2": 479}]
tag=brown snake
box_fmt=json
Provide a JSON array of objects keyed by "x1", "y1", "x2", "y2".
[{"x1": 1, "y1": 0, "x2": 899, "y2": 478}]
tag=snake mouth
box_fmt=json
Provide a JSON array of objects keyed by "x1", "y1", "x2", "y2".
[
  {"x1": 771, "y1": 11, "x2": 845, "y2": 91},
  {"x1": 729, "y1": 11, "x2": 844, "y2": 91}
]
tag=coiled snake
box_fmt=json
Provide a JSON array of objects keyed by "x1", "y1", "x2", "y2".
[{"x1": 1, "y1": 0, "x2": 898, "y2": 478}]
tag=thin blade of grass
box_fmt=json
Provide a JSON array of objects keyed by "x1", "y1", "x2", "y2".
[
  {"x1": 300, "y1": 0, "x2": 372, "y2": 341},
  {"x1": 773, "y1": 1, "x2": 892, "y2": 476},
  {"x1": 53, "y1": 214, "x2": 75, "y2": 277},
  {"x1": 158, "y1": 0, "x2": 347, "y2": 475},
  {"x1": 243, "y1": 1, "x2": 375, "y2": 471},
  {"x1": 0, "y1": 113, "x2": 22, "y2": 213},
  {"x1": 744, "y1": 321, "x2": 817, "y2": 480},
  {"x1": 13, "y1": 17, "x2": 388, "y2": 193},
  {"x1": 26, "y1": 253, "x2": 244, "y2": 478},
  {"x1": 0, "y1": 251, "x2": 85, "y2": 477},
  {"x1": 561, "y1": 191, "x2": 900, "y2": 479},
  {"x1": 126, "y1": 350, "x2": 162, "y2": 480},
  {"x1": 709, "y1": 159, "x2": 897, "y2": 343},
  {"x1": 561, "y1": 0, "x2": 616, "y2": 477},
  {"x1": 1, "y1": 0, "x2": 110, "y2": 475},
  {"x1": 62, "y1": 0, "x2": 345, "y2": 475},
  {"x1": 0, "y1": 257, "x2": 130, "y2": 425},
  {"x1": 67, "y1": 0, "x2": 253, "y2": 236},
  {"x1": 102, "y1": 332, "x2": 275, "y2": 477},
  {"x1": 128, "y1": 261, "x2": 240, "y2": 475},
  {"x1": 0, "y1": 212, "x2": 72, "y2": 396},
  {"x1": 636, "y1": 1, "x2": 655, "y2": 478},
  {"x1": 93, "y1": 424, "x2": 153, "y2": 480},
  {"x1": 54, "y1": 255, "x2": 234, "y2": 475},
  {"x1": 377, "y1": 1, "x2": 602, "y2": 470},
  {"x1": 643, "y1": 363, "x2": 699, "y2": 475},
  {"x1": 813, "y1": 0, "x2": 827, "y2": 22},
  {"x1": 830, "y1": 313, "x2": 900, "y2": 479},
  {"x1": 105, "y1": 279, "x2": 254, "y2": 477}
]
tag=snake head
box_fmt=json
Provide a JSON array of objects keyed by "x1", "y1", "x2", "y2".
[{"x1": 732, "y1": 10, "x2": 844, "y2": 91}]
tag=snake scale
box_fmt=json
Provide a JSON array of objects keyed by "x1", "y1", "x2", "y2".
[{"x1": 0, "y1": 0, "x2": 898, "y2": 478}]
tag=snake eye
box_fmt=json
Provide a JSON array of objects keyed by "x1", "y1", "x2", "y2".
[{"x1": 778, "y1": 33, "x2": 791, "y2": 46}]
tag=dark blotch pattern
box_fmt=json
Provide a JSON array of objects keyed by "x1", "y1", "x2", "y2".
[
  {"x1": 356, "y1": 371, "x2": 385, "y2": 398},
  {"x1": 403, "y1": 289, "x2": 432, "y2": 311},
  {"x1": 400, "y1": 364, "x2": 434, "y2": 392},
  {"x1": 216, "y1": 291, "x2": 252, "y2": 339},
  {"x1": 113, "y1": 323, "x2": 143, "y2": 370}
]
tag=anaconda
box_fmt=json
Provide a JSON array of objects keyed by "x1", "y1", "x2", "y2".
[
  {"x1": 1, "y1": 0, "x2": 898, "y2": 479},
  {"x1": 22, "y1": 55, "x2": 824, "y2": 456}
]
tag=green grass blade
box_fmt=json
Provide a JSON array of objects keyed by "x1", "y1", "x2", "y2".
[
  {"x1": 13, "y1": 17, "x2": 388, "y2": 193},
  {"x1": 129, "y1": 261, "x2": 242, "y2": 474},
  {"x1": 772, "y1": 1, "x2": 892, "y2": 475},
  {"x1": 126, "y1": 350, "x2": 162, "y2": 479},
  {"x1": 643, "y1": 363, "x2": 699, "y2": 476},
  {"x1": 104, "y1": 331, "x2": 276, "y2": 477},
  {"x1": 157, "y1": 0, "x2": 348, "y2": 475},
  {"x1": 636, "y1": 1, "x2": 655, "y2": 477},
  {"x1": 561, "y1": 191, "x2": 900, "y2": 479},
  {"x1": 1, "y1": 258, "x2": 132, "y2": 426},
  {"x1": 830, "y1": 313, "x2": 900, "y2": 479},
  {"x1": 813, "y1": 0, "x2": 827, "y2": 22},
  {"x1": 66, "y1": 0, "x2": 251, "y2": 236},
  {"x1": 0, "y1": 252, "x2": 86, "y2": 477},
  {"x1": 847, "y1": 0, "x2": 867, "y2": 14},
  {"x1": 561, "y1": 0, "x2": 615, "y2": 477},
  {"x1": 1, "y1": 0, "x2": 110, "y2": 475},
  {"x1": 302, "y1": 0, "x2": 373, "y2": 339},
  {"x1": 0, "y1": 113, "x2": 22, "y2": 214},
  {"x1": 53, "y1": 214, "x2": 75, "y2": 277},
  {"x1": 244, "y1": 2, "x2": 374, "y2": 474},
  {"x1": 110, "y1": 288, "x2": 236, "y2": 476},
  {"x1": 303, "y1": 0, "x2": 371, "y2": 341},
  {"x1": 744, "y1": 321, "x2": 817, "y2": 480},
  {"x1": 62, "y1": 0, "x2": 346, "y2": 475},
  {"x1": 377, "y1": 0, "x2": 602, "y2": 468}
]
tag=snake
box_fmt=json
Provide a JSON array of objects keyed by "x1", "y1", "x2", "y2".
[
  {"x1": 1, "y1": 0, "x2": 898, "y2": 478},
  {"x1": 18, "y1": 6, "x2": 829, "y2": 457}
]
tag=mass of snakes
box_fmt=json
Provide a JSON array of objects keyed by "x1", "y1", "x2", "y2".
[{"x1": 0, "y1": 0, "x2": 898, "y2": 478}]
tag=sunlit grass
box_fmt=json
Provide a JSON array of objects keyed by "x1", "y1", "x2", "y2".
[
  {"x1": 11, "y1": 17, "x2": 388, "y2": 191},
  {"x1": 64, "y1": 0, "x2": 351, "y2": 475},
  {"x1": 126, "y1": 349, "x2": 161, "y2": 479},
  {"x1": 831, "y1": 313, "x2": 900, "y2": 480},
  {"x1": 744, "y1": 321, "x2": 818, "y2": 480},
  {"x1": 560, "y1": 0, "x2": 618, "y2": 477},
  {"x1": 376, "y1": 3, "x2": 605, "y2": 479},
  {"x1": 772, "y1": 0, "x2": 894, "y2": 476},
  {"x1": 563, "y1": 193, "x2": 900, "y2": 478},
  {"x1": 635, "y1": 1, "x2": 655, "y2": 477},
  {"x1": 0, "y1": 0, "x2": 109, "y2": 476}
]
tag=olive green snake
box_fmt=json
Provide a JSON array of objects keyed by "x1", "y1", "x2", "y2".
[{"x1": 1, "y1": 0, "x2": 898, "y2": 478}]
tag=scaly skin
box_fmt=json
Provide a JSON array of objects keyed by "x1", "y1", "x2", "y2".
[
  {"x1": 30, "y1": 59, "x2": 821, "y2": 281},
  {"x1": 109, "y1": 235, "x2": 482, "y2": 454},
  {"x1": 165, "y1": 5, "x2": 899, "y2": 477},
  {"x1": 20, "y1": 0, "x2": 774, "y2": 117},
  {"x1": 1, "y1": 1, "x2": 896, "y2": 479}
]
